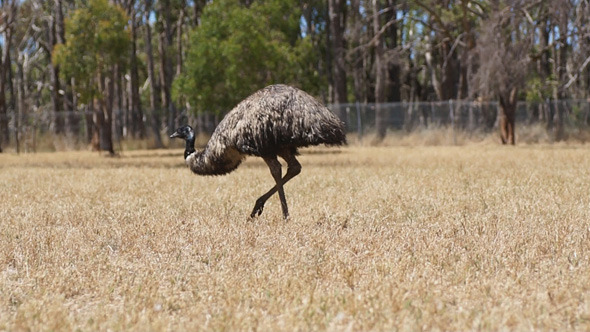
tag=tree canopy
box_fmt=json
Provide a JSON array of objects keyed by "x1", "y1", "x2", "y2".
[
  {"x1": 51, "y1": 0, "x2": 130, "y2": 153},
  {"x1": 52, "y1": 0, "x2": 130, "y2": 102},
  {"x1": 174, "y1": 0, "x2": 319, "y2": 115},
  {"x1": 1, "y1": 0, "x2": 590, "y2": 152}
]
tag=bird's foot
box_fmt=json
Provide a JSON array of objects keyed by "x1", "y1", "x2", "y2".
[{"x1": 250, "y1": 200, "x2": 265, "y2": 218}]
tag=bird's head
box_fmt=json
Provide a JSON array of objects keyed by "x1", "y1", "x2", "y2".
[
  {"x1": 171, "y1": 125, "x2": 196, "y2": 159},
  {"x1": 170, "y1": 125, "x2": 195, "y2": 141}
]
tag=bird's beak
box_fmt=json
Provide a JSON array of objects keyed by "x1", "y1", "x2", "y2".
[{"x1": 170, "y1": 132, "x2": 180, "y2": 139}]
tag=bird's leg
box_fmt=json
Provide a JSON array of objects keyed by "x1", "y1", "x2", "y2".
[
  {"x1": 250, "y1": 152, "x2": 301, "y2": 219},
  {"x1": 265, "y1": 156, "x2": 288, "y2": 219}
]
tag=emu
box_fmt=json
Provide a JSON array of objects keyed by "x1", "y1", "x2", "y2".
[{"x1": 170, "y1": 84, "x2": 346, "y2": 219}]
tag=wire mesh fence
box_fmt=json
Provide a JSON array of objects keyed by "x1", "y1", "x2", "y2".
[
  {"x1": 329, "y1": 99, "x2": 590, "y2": 137},
  {"x1": 1, "y1": 99, "x2": 589, "y2": 152}
]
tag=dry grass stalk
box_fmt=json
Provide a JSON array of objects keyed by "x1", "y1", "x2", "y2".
[{"x1": 1, "y1": 145, "x2": 590, "y2": 330}]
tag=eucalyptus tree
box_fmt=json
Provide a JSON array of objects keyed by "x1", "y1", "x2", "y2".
[
  {"x1": 53, "y1": 0, "x2": 130, "y2": 154},
  {"x1": 174, "y1": 0, "x2": 318, "y2": 120},
  {"x1": 0, "y1": 0, "x2": 17, "y2": 150},
  {"x1": 328, "y1": 0, "x2": 348, "y2": 110},
  {"x1": 12, "y1": 0, "x2": 50, "y2": 151},
  {"x1": 117, "y1": 0, "x2": 146, "y2": 140},
  {"x1": 471, "y1": 0, "x2": 532, "y2": 145},
  {"x1": 143, "y1": 0, "x2": 164, "y2": 147}
]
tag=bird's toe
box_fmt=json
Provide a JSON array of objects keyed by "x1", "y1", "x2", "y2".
[{"x1": 250, "y1": 202, "x2": 264, "y2": 218}]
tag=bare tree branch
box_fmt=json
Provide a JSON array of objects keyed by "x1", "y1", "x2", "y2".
[
  {"x1": 563, "y1": 55, "x2": 590, "y2": 90},
  {"x1": 413, "y1": 0, "x2": 453, "y2": 41}
]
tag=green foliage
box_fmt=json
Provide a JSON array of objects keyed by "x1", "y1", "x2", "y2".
[
  {"x1": 52, "y1": 0, "x2": 130, "y2": 103},
  {"x1": 174, "y1": 0, "x2": 320, "y2": 115},
  {"x1": 525, "y1": 75, "x2": 556, "y2": 102}
]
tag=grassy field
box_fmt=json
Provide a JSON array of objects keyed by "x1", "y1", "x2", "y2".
[{"x1": 1, "y1": 143, "x2": 590, "y2": 331}]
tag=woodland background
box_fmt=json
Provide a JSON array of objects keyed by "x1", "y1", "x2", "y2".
[{"x1": 1, "y1": 0, "x2": 590, "y2": 153}]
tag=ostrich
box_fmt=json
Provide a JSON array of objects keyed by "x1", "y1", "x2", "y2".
[{"x1": 170, "y1": 84, "x2": 346, "y2": 219}]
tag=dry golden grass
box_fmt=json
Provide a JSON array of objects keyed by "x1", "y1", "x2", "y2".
[{"x1": 1, "y1": 144, "x2": 590, "y2": 331}]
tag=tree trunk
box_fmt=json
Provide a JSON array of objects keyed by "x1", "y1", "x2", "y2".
[
  {"x1": 349, "y1": 0, "x2": 367, "y2": 105},
  {"x1": 440, "y1": 39, "x2": 458, "y2": 101},
  {"x1": 16, "y1": 58, "x2": 25, "y2": 153},
  {"x1": 55, "y1": 0, "x2": 65, "y2": 42},
  {"x1": 554, "y1": 11, "x2": 568, "y2": 141},
  {"x1": 48, "y1": 8, "x2": 64, "y2": 134},
  {"x1": 90, "y1": 97, "x2": 101, "y2": 151},
  {"x1": 328, "y1": 0, "x2": 347, "y2": 118},
  {"x1": 176, "y1": 3, "x2": 185, "y2": 77},
  {"x1": 158, "y1": 0, "x2": 177, "y2": 135},
  {"x1": 145, "y1": 0, "x2": 164, "y2": 148},
  {"x1": 95, "y1": 72, "x2": 115, "y2": 155},
  {"x1": 0, "y1": 57, "x2": 10, "y2": 145},
  {"x1": 130, "y1": 10, "x2": 146, "y2": 139},
  {"x1": 499, "y1": 88, "x2": 517, "y2": 145},
  {"x1": 457, "y1": 0, "x2": 475, "y2": 100},
  {"x1": 68, "y1": 76, "x2": 80, "y2": 139},
  {"x1": 536, "y1": 10, "x2": 550, "y2": 124},
  {"x1": 386, "y1": 0, "x2": 400, "y2": 103},
  {"x1": 0, "y1": 6, "x2": 14, "y2": 145},
  {"x1": 54, "y1": 0, "x2": 77, "y2": 136},
  {"x1": 373, "y1": 0, "x2": 388, "y2": 140},
  {"x1": 85, "y1": 98, "x2": 95, "y2": 145},
  {"x1": 113, "y1": 63, "x2": 124, "y2": 141},
  {"x1": 192, "y1": 0, "x2": 206, "y2": 26}
]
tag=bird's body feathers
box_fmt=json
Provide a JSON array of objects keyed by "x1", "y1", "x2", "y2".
[{"x1": 185, "y1": 84, "x2": 346, "y2": 175}]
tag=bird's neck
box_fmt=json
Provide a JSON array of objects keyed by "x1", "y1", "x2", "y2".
[
  {"x1": 184, "y1": 135, "x2": 196, "y2": 160},
  {"x1": 184, "y1": 139, "x2": 244, "y2": 176}
]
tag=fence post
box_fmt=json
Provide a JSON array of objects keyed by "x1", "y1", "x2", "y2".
[
  {"x1": 585, "y1": 98, "x2": 590, "y2": 125},
  {"x1": 431, "y1": 101, "x2": 435, "y2": 127},
  {"x1": 355, "y1": 101, "x2": 362, "y2": 141},
  {"x1": 15, "y1": 109, "x2": 20, "y2": 154},
  {"x1": 449, "y1": 99, "x2": 457, "y2": 145},
  {"x1": 468, "y1": 101, "x2": 475, "y2": 133},
  {"x1": 345, "y1": 106, "x2": 350, "y2": 137}
]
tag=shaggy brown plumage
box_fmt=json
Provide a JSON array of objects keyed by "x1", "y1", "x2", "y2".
[{"x1": 171, "y1": 84, "x2": 346, "y2": 219}]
